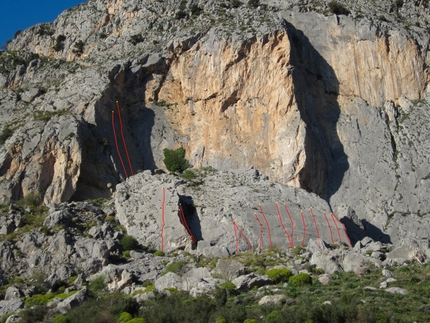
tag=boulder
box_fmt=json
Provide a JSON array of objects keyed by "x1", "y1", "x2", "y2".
[
  {"x1": 154, "y1": 272, "x2": 183, "y2": 291},
  {"x1": 56, "y1": 287, "x2": 88, "y2": 314},
  {"x1": 232, "y1": 273, "x2": 272, "y2": 292},
  {"x1": 0, "y1": 299, "x2": 24, "y2": 316},
  {"x1": 385, "y1": 287, "x2": 408, "y2": 295},
  {"x1": 258, "y1": 294, "x2": 286, "y2": 306},
  {"x1": 182, "y1": 267, "x2": 212, "y2": 291}
]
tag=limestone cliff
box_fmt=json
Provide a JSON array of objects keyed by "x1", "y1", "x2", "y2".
[{"x1": 0, "y1": 0, "x2": 430, "y2": 243}]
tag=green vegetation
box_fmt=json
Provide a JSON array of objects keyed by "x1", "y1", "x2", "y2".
[
  {"x1": 33, "y1": 109, "x2": 71, "y2": 122},
  {"x1": 129, "y1": 34, "x2": 144, "y2": 45},
  {"x1": 121, "y1": 235, "x2": 139, "y2": 251},
  {"x1": 265, "y1": 268, "x2": 292, "y2": 284},
  {"x1": 163, "y1": 147, "x2": 190, "y2": 173},
  {"x1": 0, "y1": 125, "x2": 13, "y2": 145},
  {"x1": 248, "y1": 0, "x2": 260, "y2": 8},
  {"x1": 163, "y1": 260, "x2": 188, "y2": 275},
  {"x1": 72, "y1": 40, "x2": 85, "y2": 56},
  {"x1": 288, "y1": 273, "x2": 312, "y2": 286},
  {"x1": 53, "y1": 35, "x2": 66, "y2": 52},
  {"x1": 328, "y1": 1, "x2": 350, "y2": 15}
]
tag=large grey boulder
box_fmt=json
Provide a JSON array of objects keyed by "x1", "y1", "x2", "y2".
[
  {"x1": 154, "y1": 272, "x2": 183, "y2": 291},
  {"x1": 232, "y1": 273, "x2": 272, "y2": 292},
  {"x1": 182, "y1": 267, "x2": 212, "y2": 291},
  {"x1": 56, "y1": 287, "x2": 88, "y2": 314},
  {"x1": 0, "y1": 299, "x2": 24, "y2": 316}
]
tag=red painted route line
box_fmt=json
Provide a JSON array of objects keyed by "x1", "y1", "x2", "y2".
[
  {"x1": 330, "y1": 213, "x2": 342, "y2": 242},
  {"x1": 309, "y1": 207, "x2": 320, "y2": 240},
  {"x1": 259, "y1": 205, "x2": 272, "y2": 249},
  {"x1": 116, "y1": 101, "x2": 134, "y2": 176},
  {"x1": 324, "y1": 212, "x2": 334, "y2": 244},
  {"x1": 254, "y1": 213, "x2": 263, "y2": 251},
  {"x1": 233, "y1": 221, "x2": 252, "y2": 251},
  {"x1": 276, "y1": 203, "x2": 294, "y2": 248},
  {"x1": 300, "y1": 210, "x2": 306, "y2": 246},
  {"x1": 331, "y1": 213, "x2": 353, "y2": 248},
  {"x1": 283, "y1": 203, "x2": 294, "y2": 241},
  {"x1": 111, "y1": 111, "x2": 128, "y2": 178},
  {"x1": 179, "y1": 204, "x2": 196, "y2": 243}
]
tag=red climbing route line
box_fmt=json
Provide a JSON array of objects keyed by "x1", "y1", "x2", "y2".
[
  {"x1": 179, "y1": 204, "x2": 197, "y2": 243},
  {"x1": 233, "y1": 221, "x2": 252, "y2": 251},
  {"x1": 276, "y1": 203, "x2": 294, "y2": 248},
  {"x1": 233, "y1": 222, "x2": 239, "y2": 252},
  {"x1": 330, "y1": 213, "x2": 342, "y2": 242},
  {"x1": 116, "y1": 101, "x2": 134, "y2": 176},
  {"x1": 300, "y1": 210, "x2": 306, "y2": 246},
  {"x1": 324, "y1": 212, "x2": 334, "y2": 244},
  {"x1": 283, "y1": 203, "x2": 294, "y2": 240},
  {"x1": 254, "y1": 213, "x2": 263, "y2": 252},
  {"x1": 111, "y1": 111, "x2": 128, "y2": 178},
  {"x1": 259, "y1": 205, "x2": 272, "y2": 249},
  {"x1": 309, "y1": 207, "x2": 320, "y2": 240},
  {"x1": 161, "y1": 186, "x2": 166, "y2": 252},
  {"x1": 331, "y1": 213, "x2": 353, "y2": 248}
]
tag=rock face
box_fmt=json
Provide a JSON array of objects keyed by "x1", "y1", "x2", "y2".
[{"x1": 0, "y1": 0, "x2": 429, "y2": 246}]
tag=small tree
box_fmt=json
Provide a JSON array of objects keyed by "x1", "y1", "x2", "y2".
[
  {"x1": 328, "y1": 1, "x2": 350, "y2": 15},
  {"x1": 163, "y1": 147, "x2": 190, "y2": 173}
]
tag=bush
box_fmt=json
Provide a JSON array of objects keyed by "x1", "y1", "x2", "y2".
[
  {"x1": 72, "y1": 40, "x2": 84, "y2": 55},
  {"x1": 289, "y1": 273, "x2": 312, "y2": 287},
  {"x1": 163, "y1": 147, "x2": 190, "y2": 173},
  {"x1": 248, "y1": 0, "x2": 259, "y2": 8},
  {"x1": 17, "y1": 193, "x2": 41, "y2": 207},
  {"x1": 182, "y1": 169, "x2": 196, "y2": 180},
  {"x1": 153, "y1": 250, "x2": 165, "y2": 256},
  {"x1": 53, "y1": 315, "x2": 69, "y2": 323},
  {"x1": 129, "y1": 34, "x2": 144, "y2": 45},
  {"x1": 265, "y1": 268, "x2": 292, "y2": 284},
  {"x1": 164, "y1": 260, "x2": 187, "y2": 274},
  {"x1": 121, "y1": 235, "x2": 139, "y2": 251},
  {"x1": 231, "y1": 0, "x2": 242, "y2": 8},
  {"x1": 118, "y1": 312, "x2": 133, "y2": 323},
  {"x1": 0, "y1": 126, "x2": 13, "y2": 145},
  {"x1": 328, "y1": 1, "x2": 350, "y2": 15},
  {"x1": 128, "y1": 319, "x2": 145, "y2": 323},
  {"x1": 88, "y1": 275, "x2": 106, "y2": 295},
  {"x1": 53, "y1": 35, "x2": 66, "y2": 52}
]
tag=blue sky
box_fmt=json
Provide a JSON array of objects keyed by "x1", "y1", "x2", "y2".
[{"x1": 0, "y1": 0, "x2": 86, "y2": 48}]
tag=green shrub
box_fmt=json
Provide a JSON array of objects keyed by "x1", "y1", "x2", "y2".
[
  {"x1": 17, "y1": 193, "x2": 41, "y2": 207},
  {"x1": 231, "y1": 0, "x2": 242, "y2": 8},
  {"x1": 53, "y1": 315, "x2": 69, "y2": 323},
  {"x1": 215, "y1": 317, "x2": 227, "y2": 323},
  {"x1": 328, "y1": 1, "x2": 350, "y2": 15},
  {"x1": 53, "y1": 35, "x2": 66, "y2": 52},
  {"x1": 163, "y1": 147, "x2": 190, "y2": 173},
  {"x1": 25, "y1": 293, "x2": 55, "y2": 307},
  {"x1": 0, "y1": 126, "x2": 13, "y2": 145},
  {"x1": 220, "y1": 282, "x2": 236, "y2": 291},
  {"x1": 289, "y1": 273, "x2": 312, "y2": 287},
  {"x1": 182, "y1": 169, "x2": 196, "y2": 180},
  {"x1": 129, "y1": 34, "x2": 144, "y2": 45},
  {"x1": 121, "y1": 235, "x2": 139, "y2": 251},
  {"x1": 293, "y1": 246, "x2": 302, "y2": 255},
  {"x1": 248, "y1": 0, "x2": 259, "y2": 7},
  {"x1": 72, "y1": 40, "x2": 84, "y2": 55},
  {"x1": 153, "y1": 250, "x2": 165, "y2": 256},
  {"x1": 128, "y1": 319, "x2": 145, "y2": 323},
  {"x1": 164, "y1": 260, "x2": 187, "y2": 274},
  {"x1": 88, "y1": 275, "x2": 106, "y2": 295},
  {"x1": 244, "y1": 319, "x2": 258, "y2": 323},
  {"x1": 265, "y1": 268, "x2": 292, "y2": 284},
  {"x1": 118, "y1": 312, "x2": 133, "y2": 323}
]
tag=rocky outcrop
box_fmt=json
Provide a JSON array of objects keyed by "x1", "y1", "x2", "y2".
[{"x1": 0, "y1": 0, "x2": 429, "y2": 260}]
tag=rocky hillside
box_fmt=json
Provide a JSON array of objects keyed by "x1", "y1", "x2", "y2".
[{"x1": 1, "y1": 0, "x2": 430, "y2": 320}]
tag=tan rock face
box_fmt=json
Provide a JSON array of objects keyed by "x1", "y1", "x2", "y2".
[
  {"x1": 0, "y1": 117, "x2": 82, "y2": 204},
  {"x1": 156, "y1": 32, "x2": 312, "y2": 188}
]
